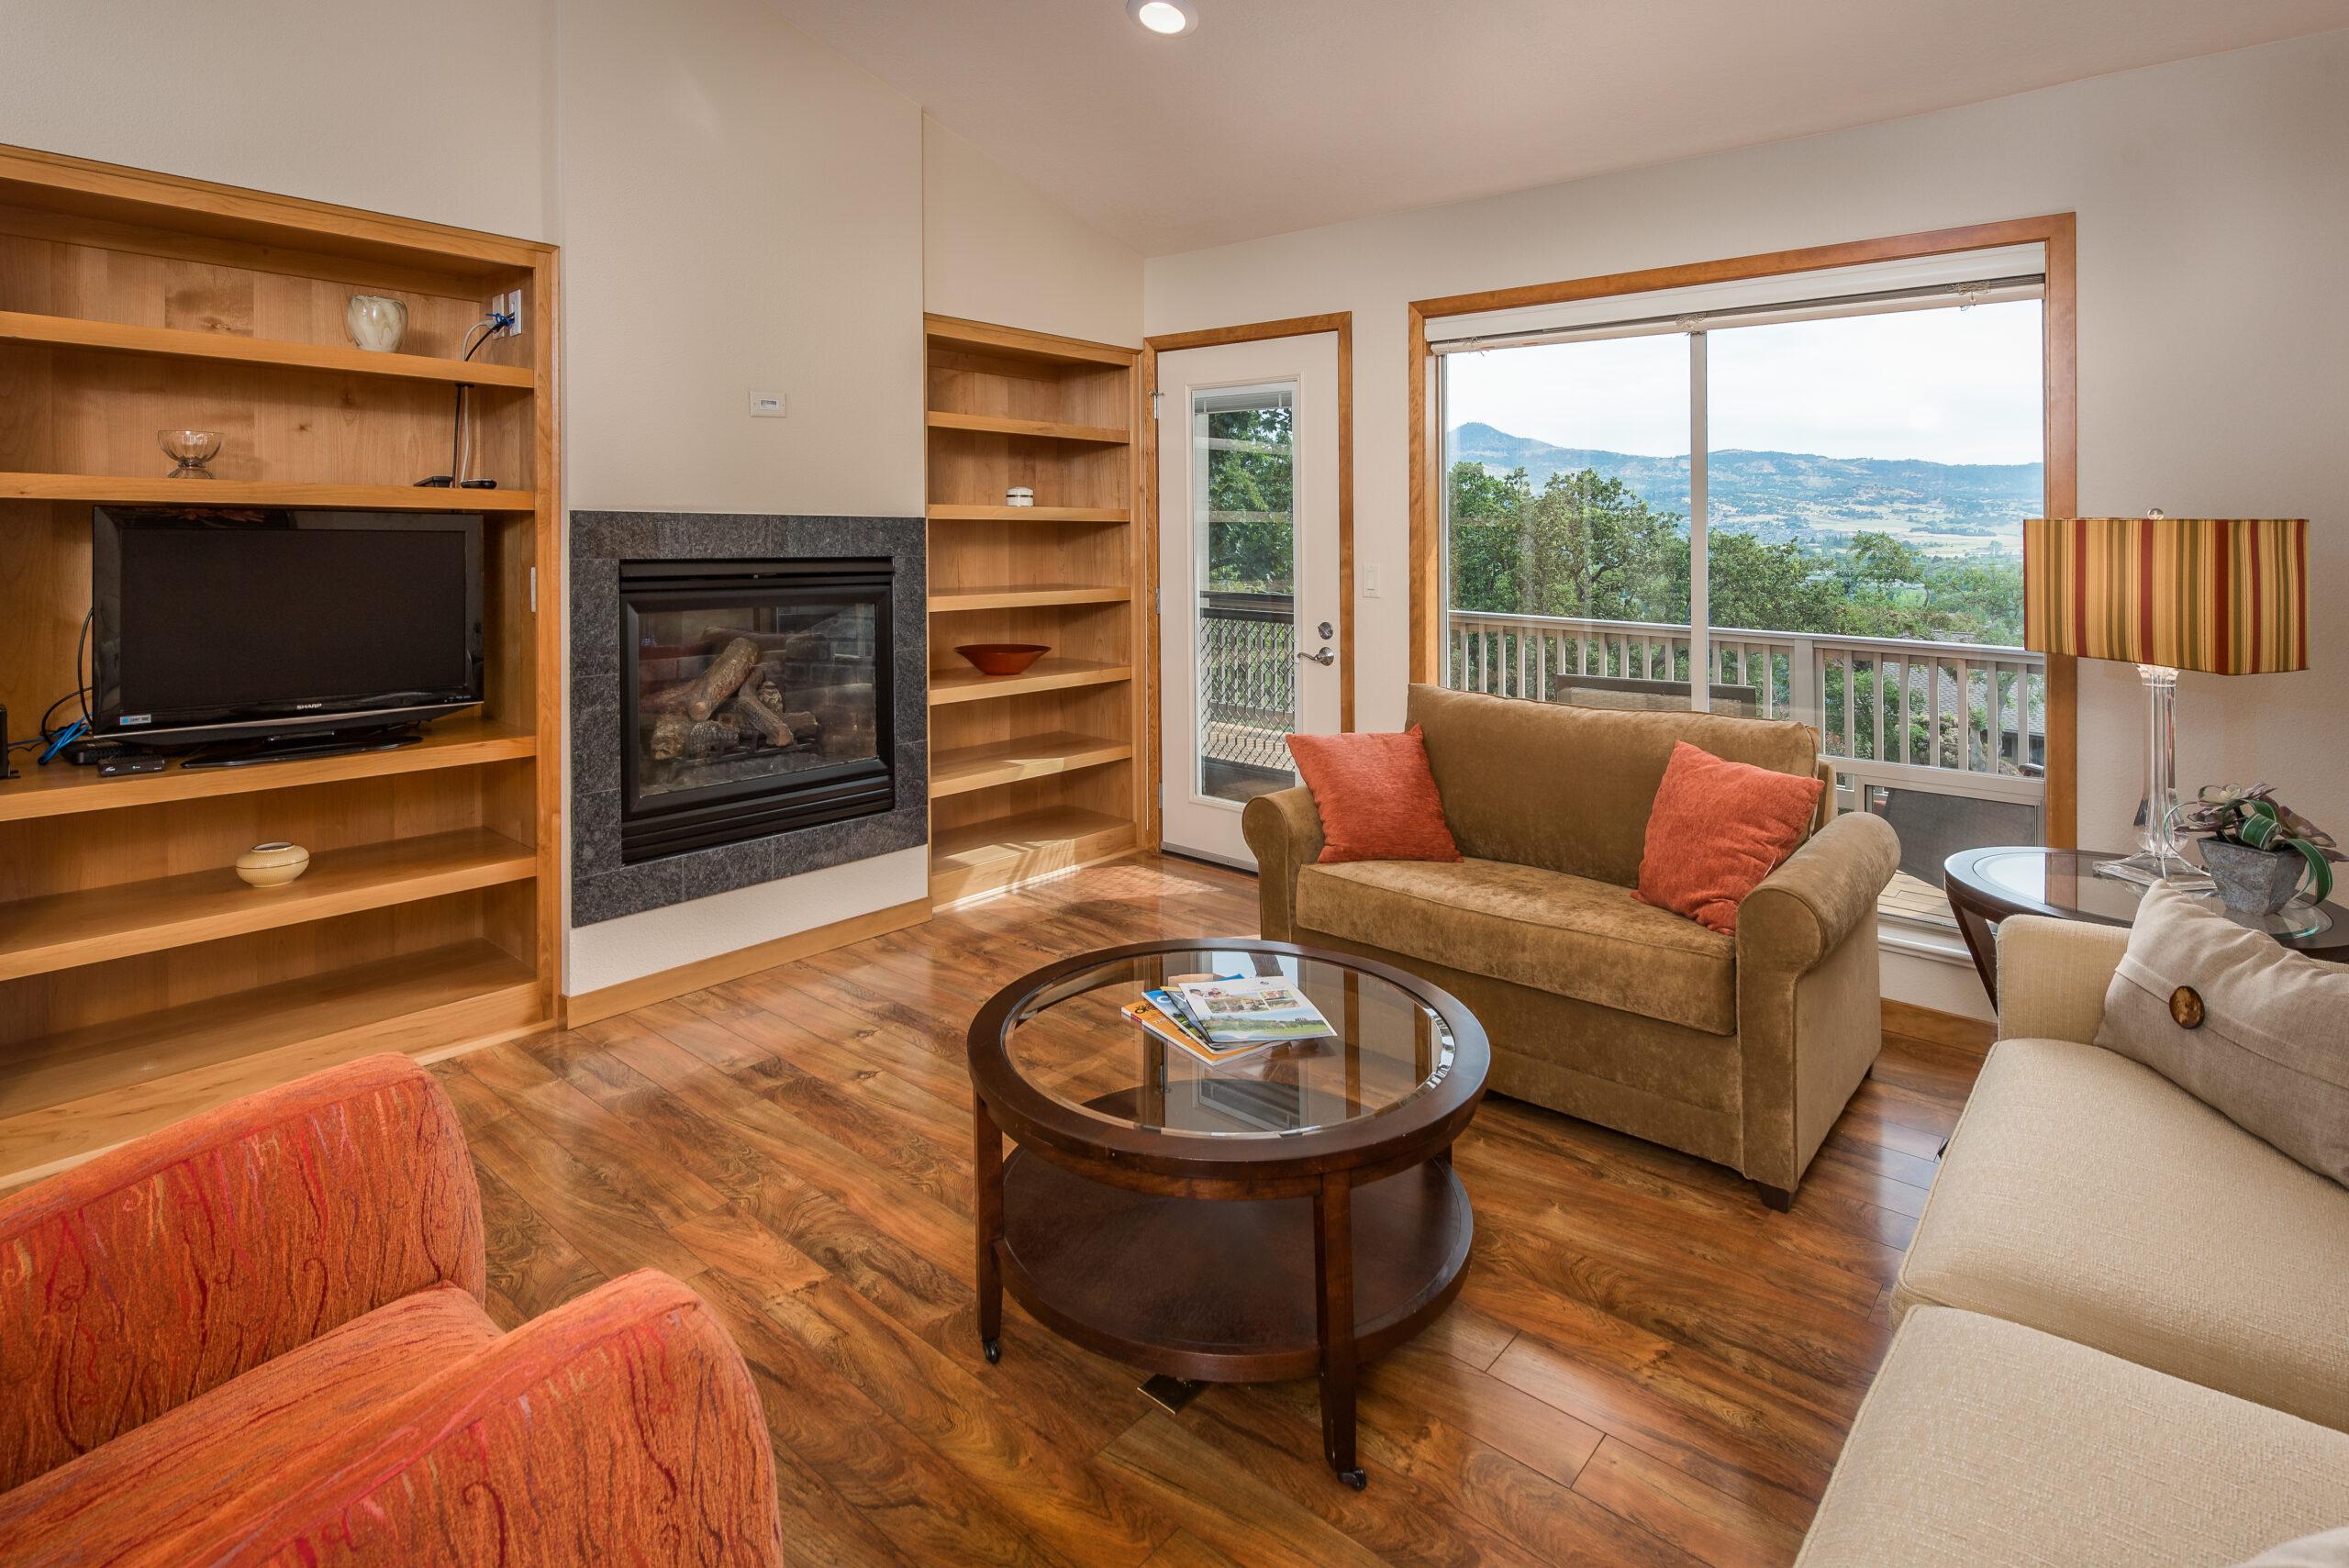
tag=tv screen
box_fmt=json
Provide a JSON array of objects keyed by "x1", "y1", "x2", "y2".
[{"x1": 93, "y1": 507, "x2": 484, "y2": 743}]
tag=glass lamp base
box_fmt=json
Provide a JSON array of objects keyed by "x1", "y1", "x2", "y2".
[{"x1": 2094, "y1": 850, "x2": 2215, "y2": 893}]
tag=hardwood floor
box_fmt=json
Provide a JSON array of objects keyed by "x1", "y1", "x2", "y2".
[{"x1": 437, "y1": 854, "x2": 1981, "y2": 1568}]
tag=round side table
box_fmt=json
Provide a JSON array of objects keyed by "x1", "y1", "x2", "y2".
[{"x1": 1943, "y1": 846, "x2": 2349, "y2": 1005}]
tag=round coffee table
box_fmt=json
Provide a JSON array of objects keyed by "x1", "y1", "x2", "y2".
[
  {"x1": 966, "y1": 939, "x2": 1489, "y2": 1489},
  {"x1": 1943, "y1": 845, "x2": 2349, "y2": 1004}
]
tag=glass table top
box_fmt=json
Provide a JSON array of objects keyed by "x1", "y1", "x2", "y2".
[
  {"x1": 1000, "y1": 946, "x2": 1457, "y2": 1140},
  {"x1": 1962, "y1": 847, "x2": 2335, "y2": 940}
]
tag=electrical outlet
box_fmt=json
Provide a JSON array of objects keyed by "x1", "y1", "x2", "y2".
[
  {"x1": 749, "y1": 391, "x2": 787, "y2": 418},
  {"x1": 484, "y1": 289, "x2": 522, "y2": 336}
]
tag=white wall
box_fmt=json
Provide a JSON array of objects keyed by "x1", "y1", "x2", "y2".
[
  {"x1": 553, "y1": 0, "x2": 931, "y2": 993},
  {"x1": 922, "y1": 116, "x2": 1142, "y2": 348},
  {"x1": 1147, "y1": 33, "x2": 2349, "y2": 1018},
  {"x1": 0, "y1": 0, "x2": 557, "y2": 241},
  {"x1": 0, "y1": 0, "x2": 1138, "y2": 997}
]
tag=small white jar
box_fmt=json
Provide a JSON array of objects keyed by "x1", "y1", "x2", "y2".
[{"x1": 1005, "y1": 486, "x2": 1035, "y2": 507}]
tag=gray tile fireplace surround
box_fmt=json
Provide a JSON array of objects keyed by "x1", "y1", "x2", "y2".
[{"x1": 569, "y1": 510, "x2": 927, "y2": 926}]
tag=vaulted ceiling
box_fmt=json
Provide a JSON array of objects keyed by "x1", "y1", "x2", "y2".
[{"x1": 765, "y1": 0, "x2": 2348, "y2": 254}]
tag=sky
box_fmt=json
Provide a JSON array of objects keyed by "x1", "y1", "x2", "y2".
[{"x1": 1443, "y1": 298, "x2": 2044, "y2": 468}]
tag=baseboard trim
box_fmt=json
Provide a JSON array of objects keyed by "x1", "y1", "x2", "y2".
[
  {"x1": 1882, "y1": 998, "x2": 1994, "y2": 1053},
  {"x1": 562, "y1": 897, "x2": 932, "y2": 1029}
]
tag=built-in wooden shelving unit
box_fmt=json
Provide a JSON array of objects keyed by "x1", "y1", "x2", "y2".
[
  {"x1": 0, "y1": 143, "x2": 562, "y2": 1186},
  {"x1": 0, "y1": 473, "x2": 537, "y2": 509},
  {"x1": 923, "y1": 315, "x2": 1146, "y2": 905},
  {"x1": 0, "y1": 310, "x2": 538, "y2": 387}
]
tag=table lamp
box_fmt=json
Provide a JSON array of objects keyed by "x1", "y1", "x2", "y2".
[{"x1": 2024, "y1": 512, "x2": 2309, "y2": 886}]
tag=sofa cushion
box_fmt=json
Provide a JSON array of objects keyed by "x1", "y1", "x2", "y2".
[
  {"x1": 1795, "y1": 1307, "x2": 2349, "y2": 1568},
  {"x1": 0, "y1": 1282, "x2": 500, "y2": 1561},
  {"x1": 1895, "y1": 1036, "x2": 2349, "y2": 1432},
  {"x1": 1406, "y1": 683, "x2": 1821, "y2": 886},
  {"x1": 1295, "y1": 855, "x2": 1737, "y2": 1034}
]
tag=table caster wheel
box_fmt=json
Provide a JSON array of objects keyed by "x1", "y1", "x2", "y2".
[
  {"x1": 983, "y1": 1338, "x2": 1001, "y2": 1364},
  {"x1": 1338, "y1": 1468, "x2": 1367, "y2": 1491}
]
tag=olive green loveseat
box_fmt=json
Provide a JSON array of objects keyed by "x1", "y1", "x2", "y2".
[{"x1": 1243, "y1": 684, "x2": 1899, "y2": 1204}]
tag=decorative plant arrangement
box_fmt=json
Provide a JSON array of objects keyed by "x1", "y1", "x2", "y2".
[{"x1": 2177, "y1": 784, "x2": 2341, "y2": 913}]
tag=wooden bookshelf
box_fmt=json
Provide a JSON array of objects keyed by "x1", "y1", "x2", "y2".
[
  {"x1": 0, "y1": 143, "x2": 562, "y2": 1184},
  {"x1": 924, "y1": 315, "x2": 1146, "y2": 905},
  {"x1": 930, "y1": 733, "x2": 1134, "y2": 799},
  {"x1": 930, "y1": 805, "x2": 1138, "y2": 906},
  {"x1": 927, "y1": 503, "x2": 1128, "y2": 523},
  {"x1": 0, "y1": 717, "x2": 537, "y2": 822},
  {"x1": 0, "y1": 473, "x2": 536, "y2": 509},
  {"x1": 925, "y1": 410, "x2": 1130, "y2": 444},
  {"x1": 0, "y1": 310, "x2": 538, "y2": 387},
  {"x1": 929, "y1": 584, "x2": 1131, "y2": 613}
]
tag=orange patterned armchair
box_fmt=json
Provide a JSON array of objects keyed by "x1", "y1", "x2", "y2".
[{"x1": 0, "y1": 1053, "x2": 784, "y2": 1567}]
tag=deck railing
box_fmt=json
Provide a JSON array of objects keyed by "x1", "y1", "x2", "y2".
[
  {"x1": 1198, "y1": 591, "x2": 1297, "y2": 774},
  {"x1": 1446, "y1": 609, "x2": 2046, "y2": 803}
]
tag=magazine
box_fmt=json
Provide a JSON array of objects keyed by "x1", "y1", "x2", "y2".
[
  {"x1": 1120, "y1": 998, "x2": 1279, "y2": 1065},
  {"x1": 1165, "y1": 975, "x2": 1335, "y2": 1046}
]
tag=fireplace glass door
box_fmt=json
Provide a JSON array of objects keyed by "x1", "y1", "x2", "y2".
[{"x1": 618, "y1": 558, "x2": 894, "y2": 862}]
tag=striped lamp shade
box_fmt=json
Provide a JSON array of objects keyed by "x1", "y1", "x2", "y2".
[{"x1": 2023, "y1": 516, "x2": 2310, "y2": 674}]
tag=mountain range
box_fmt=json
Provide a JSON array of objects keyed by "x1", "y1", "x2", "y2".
[{"x1": 1447, "y1": 421, "x2": 2042, "y2": 559}]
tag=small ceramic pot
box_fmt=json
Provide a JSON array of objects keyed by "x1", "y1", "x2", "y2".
[
  {"x1": 2201, "y1": 838, "x2": 2304, "y2": 915},
  {"x1": 236, "y1": 841, "x2": 311, "y2": 887},
  {"x1": 1005, "y1": 486, "x2": 1035, "y2": 507},
  {"x1": 345, "y1": 295, "x2": 408, "y2": 352}
]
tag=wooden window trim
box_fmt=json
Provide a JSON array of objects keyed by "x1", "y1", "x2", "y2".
[{"x1": 1406, "y1": 215, "x2": 2078, "y2": 847}]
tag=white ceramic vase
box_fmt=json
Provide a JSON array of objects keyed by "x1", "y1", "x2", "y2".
[{"x1": 345, "y1": 295, "x2": 408, "y2": 352}]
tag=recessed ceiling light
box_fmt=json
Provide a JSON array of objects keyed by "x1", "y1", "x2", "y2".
[{"x1": 1128, "y1": 0, "x2": 1198, "y2": 37}]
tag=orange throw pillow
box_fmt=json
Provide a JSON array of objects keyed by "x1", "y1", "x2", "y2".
[
  {"x1": 1636, "y1": 740, "x2": 1823, "y2": 934},
  {"x1": 1286, "y1": 726, "x2": 1461, "y2": 864}
]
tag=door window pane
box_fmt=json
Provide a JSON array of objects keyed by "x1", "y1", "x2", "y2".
[
  {"x1": 1442, "y1": 334, "x2": 1692, "y2": 709},
  {"x1": 1195, "y1": 384, "x2": 1297, "y2": 804}
]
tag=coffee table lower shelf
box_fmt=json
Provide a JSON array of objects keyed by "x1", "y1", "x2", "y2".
[{"x1": 993, "y1": 1145, "x2": 1471, "y2": 1395}]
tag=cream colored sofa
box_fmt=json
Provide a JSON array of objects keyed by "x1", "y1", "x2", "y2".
[{"x1": 1797, "y1": 917, "x2": 2349, "y2": 1567}]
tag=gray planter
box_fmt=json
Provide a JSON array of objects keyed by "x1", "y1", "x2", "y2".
[{"x1": 2201, "y1": 838, "x2": 2305, "y2": 915}]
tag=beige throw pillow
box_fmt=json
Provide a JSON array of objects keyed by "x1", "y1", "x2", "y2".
[
  {"x1": 2094, "y1": 882, "x2": 2349, "y2": 1185},
  {"x1": 2235, "y1": 1527, "x2": 2349, "y2": 1567}
]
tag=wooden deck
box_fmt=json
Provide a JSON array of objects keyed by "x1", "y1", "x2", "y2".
[
  {"x1": 437, "y1": 854, "x2": 1982, "y2": 1568},
  {"x1": 1879, "y1": 868, "x2": 1958, "y2": 929}
]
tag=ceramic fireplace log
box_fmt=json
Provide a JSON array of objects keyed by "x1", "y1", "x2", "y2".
[
  {"x1": 729, "y1": 682, "x2": 794, "y2": 745},
  {"x1": 649, "y1": 710, "x2": 747, "y2": 761},
  {"x1": 684, "y1": 637, "x2": 762, "y2": 720},
  {"x1": 640, "y1": 680, "x2": 698, "y2": 716}
]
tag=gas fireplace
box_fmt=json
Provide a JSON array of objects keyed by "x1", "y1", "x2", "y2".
[{"x1": 618, "y1": 558, "x2": 895, "y2": 862}]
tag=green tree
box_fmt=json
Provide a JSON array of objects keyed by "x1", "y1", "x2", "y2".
[{"x1": 1205, "y1": 404, "x2": 1294, "y2": 591}]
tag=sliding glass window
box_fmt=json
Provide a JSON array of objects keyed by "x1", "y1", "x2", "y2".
[{"x1": 1435, "y1": 254, "x2": 2048, "y2": 929}]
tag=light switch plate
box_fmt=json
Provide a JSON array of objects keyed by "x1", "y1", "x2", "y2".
[{"x1": 749, "y1": 391, "x2": 787, "y2": 418}]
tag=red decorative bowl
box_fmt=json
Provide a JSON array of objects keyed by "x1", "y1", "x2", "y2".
[{"x1": 955, "y1": 643, "x2": 1050, "y2": 676}]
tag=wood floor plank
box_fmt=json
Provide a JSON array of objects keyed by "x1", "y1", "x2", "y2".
[
  {"x1": 443, "y1": 853, "x2": 1978, "y2": 1568},
  {"x1": 1575, "y1": 1435, "x2": 1808, "y2": 1568}
]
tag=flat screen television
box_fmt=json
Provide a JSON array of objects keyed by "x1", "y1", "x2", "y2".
[{"x1": 92, "y1": 506, "x2": 485, "y2": 749}]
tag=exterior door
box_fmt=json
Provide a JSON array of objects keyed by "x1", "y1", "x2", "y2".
[{"x1": 1156, "y1": 333, "x2": 1341, "y2": 867}]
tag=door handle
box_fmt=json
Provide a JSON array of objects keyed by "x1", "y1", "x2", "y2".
[{"x1": 1297, "y1": 646, "x2": 1335, "y2": 666}]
